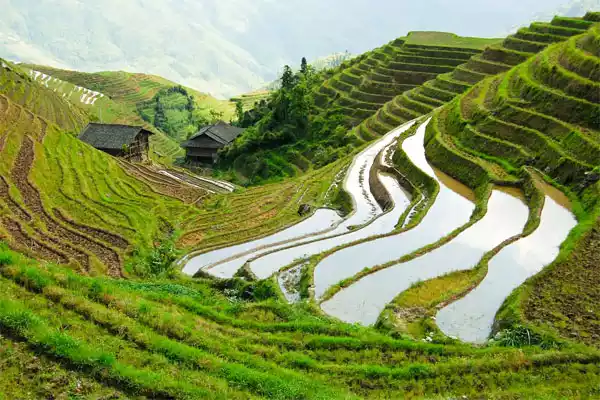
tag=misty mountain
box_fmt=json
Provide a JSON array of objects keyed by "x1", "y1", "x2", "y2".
[{"x1": 0, "y1": 0, "x2": 588, "y2": 98}]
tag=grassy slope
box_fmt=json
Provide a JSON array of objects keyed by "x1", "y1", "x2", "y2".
[
  {"x1": 355, "y1": 14, "x2": 597, "y2": 141},
  {"x1": 0, "y1": 14, "x2": 599, "y2": 400},
  {"x1": 0, "y1": 84, "x2": 204, "y2": 276},
  {"x1": 20, "y1": 65, "x2": 235, "y2": 164},
  {"x1": 230, "y1": 89, "x2": 271, "y2": 111},
  {"x1": 2, "y1": 247, "x2": 600, "y2": 399},
  {"x1": 0, "y1": 58, "x2": 350, "y2": 276}
]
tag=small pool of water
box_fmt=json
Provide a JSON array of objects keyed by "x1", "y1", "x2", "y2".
[{"x1": 278, "y1": 263, "x2": 306, "y2": 303}]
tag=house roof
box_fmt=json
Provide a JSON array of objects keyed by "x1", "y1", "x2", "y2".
[
  {"x1": 182, "y1": 121, "x2": 244, "y2": 149},
  {"x1": 79, "y1": 123, "x2": 154, "y2": 150}
]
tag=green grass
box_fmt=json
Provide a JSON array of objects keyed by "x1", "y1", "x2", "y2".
[
  {"x1": 220, "y1": 31, "x2": 494, "y2": 183},
  {"x1": 399, "y1": 31, "x2": 503, "y2": 49},
  {"x1": 0, "y1": 13, "x2": 599, "y2": 400},
  {"x1": 2, "y1": 245, "x2": 600, "y2": 398}
]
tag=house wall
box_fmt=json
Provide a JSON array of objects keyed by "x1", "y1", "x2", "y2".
[
  {"x1": 184, "y1": 135, "x2": 224, "y2": 164},
  {"x1": 122, "y1": 132, "x2": 151, "y2": 162},
  {"x1": 185, "y1": 148, "x2": 218, "y2": 164}
]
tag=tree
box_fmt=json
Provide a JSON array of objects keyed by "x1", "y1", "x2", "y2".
[
  {"x1": 154, "y1": 99, "x2": 167, "y2": 131},
  {"x1": 209, "y1": 109, "x2": 224, "y2": 124},
  {"x1": 281, "y1": 65, "x2": 295, "y2": 91},
  {"x1": 300, "y1": 57, "x2": 308, "y2": 75},
  {"x1": 234, "y1": 101, "x2": 244, "y2": 127}
]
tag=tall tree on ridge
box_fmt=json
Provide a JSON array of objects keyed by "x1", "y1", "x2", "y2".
[{"x1": 300, "y1": 57, "x2": 308, "y2": 75}]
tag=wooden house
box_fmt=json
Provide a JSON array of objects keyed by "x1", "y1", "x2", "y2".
[
  {"x1": 182, "y1": 121, "x2": 244, "y2": 164},
  {"x1": 79, "y1": 123, "x2": 154, "y2": 162}
]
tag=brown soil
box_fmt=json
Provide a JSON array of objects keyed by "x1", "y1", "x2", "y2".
[
  {"x1": 119, "y1": 161, "x2": 206, "y2": 204},
  {"x1": 525, "y1": 221, "x2": 600, "y2": 346},
  {"x1": 37, "y1": 118, "x2": 48, "y2": 141},
  {"x1": 1, "y1": 217, "x2": 69, "y2": 265},
  {"x1": 178, "y1": 231, "x2": 205, "y2": 248},
  {"x1": 11, "y1": 136, "x2": 123, "y2": 276},
  {"x1": 53, "y1": 208, "x2": 129, "y2": 250},
  {"x1": 0, "y1": 176, "x2": 32, "y2": 222},
  {"x1": 0, "y1": 94, "x2": 7, "y2": 115},
  {"x1": 0, "y1": 133, "x2": 7, "y2": 153}
]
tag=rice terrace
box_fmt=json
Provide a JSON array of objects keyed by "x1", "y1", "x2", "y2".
[{"x1": 0, "y1": 3, "x2": 599, "y2": 399}]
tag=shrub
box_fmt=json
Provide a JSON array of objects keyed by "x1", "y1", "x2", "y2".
[{"x1": 0, "y1": 252, "x2": 15, "y2": 266}]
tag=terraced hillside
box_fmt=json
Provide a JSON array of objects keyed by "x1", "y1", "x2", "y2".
[
  {"x1": 356, "y1": 12, "x2": 600, "y2": 139},
  {"x1": 20, "y1": 65, "x2": 235, "y2": 163},
  {"x1": 0, "y1": 90, "x2": 211, "y2": 276},
  {"x1": 222, "y1": 32, "x2": 499, "y2": 183},
  {"x1": 313, "y1": 33, "x2": 497, "y2": 142},
  {"x1": 231, "y1": 90, "x2": 271, "y2": 110},
  {"x1": 3, "y1": 246, "x2": 600, "y2": 399},
  {"x1": 2, "y1": 10, "x2": 600, "y2": 400},
  {"x1": 0, "y1": 60, "x2": 88, "y2": 133},
  {"x1": 427, "y1": 19, "x2": 600, "y2": 345},
  {"x1": 0, "y1": 66, "x2": 353, "y2": 279}
]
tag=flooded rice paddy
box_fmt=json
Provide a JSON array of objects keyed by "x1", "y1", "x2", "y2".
[
  {"x1": 436, "y1": 183, "x2": 577, "y2": 343},
  {"x1": 183, "y1": 117, "x2": 577, "y2": 344},
  {"x1": 182, "y1": 208, "x2": 342, "y2": 277},
  {"x1": 249, "y1": 173, "x2": 411, "y2": 279},
  {"x1": 320, "y1": 187, "x2": 529, "y2": 325},
  {"x1": 314, "y1": 120, "x2": 477, "y2": 299}
]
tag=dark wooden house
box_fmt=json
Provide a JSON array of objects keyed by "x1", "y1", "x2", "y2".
[
  {"x1": 182, "y1": 121, "x2": 244, "y2": 164},
  {"x1": 79, "y1": 123, "x2": 154, "y2": 162}
]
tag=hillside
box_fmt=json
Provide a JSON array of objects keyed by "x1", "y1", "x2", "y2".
[
  {"x1": 1, "y1": 9, "x2": 600, "y2": 400},
  {"x1": 428, "y1": 15, "x2": 600, "y2": 345},
  {"x1": 20, "y1": 65, "x2": 235, "y2": 162},
  {"x1": 220, "y1": 32, "x2": 500, "y2": 184},
  {"x1": 221, "y1": 13, "x2": 598, "y2": 183},
  {"x1": 352, "y1": 13, "x2": 599, "y2": 139},
  {"x1": 0, "y1": 59, "x2": 343, "y2": 277}
]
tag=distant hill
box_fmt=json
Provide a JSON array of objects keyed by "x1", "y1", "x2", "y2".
[
  {"x1": 20, "y1": 65, "x2": 235, "y2": 160},
  {"x1": 0, "y1": 0, "x2": 575, "y2": 98}
]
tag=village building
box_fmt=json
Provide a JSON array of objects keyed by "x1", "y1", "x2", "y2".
[
  {"x1": 182, "y1": 121, "x2": 244, "y2": 164},
  {"x1": 79, "y1": 123, "x2": 154, "y2": 162}
]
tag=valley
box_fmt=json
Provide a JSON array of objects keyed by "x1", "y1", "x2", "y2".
[{"x1": 0, "y1": 8, "x2": 599, "y2": 400}]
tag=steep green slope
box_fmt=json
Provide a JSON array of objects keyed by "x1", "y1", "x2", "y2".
[
  {"x1": 221, "y1": 14, "x2": 595, "y2": 184},
  {"x1": 0, "y1": 60, "x2": 350, "y2": 277},
  {"x1": 430, "y1": 19, "x2": 600, "y2": 346},
  {"x1": 0, "y1": 89, "x2": 208, "y2": 276},
  {"x1": 0, "y1": 60, "x2": 88, "y2": 133},
  {"x1": 359, "y1": 13, "x2": 599, "y2": 139},
  {"x1": 1, "y1": 12, "x2": 600, "y2": 400}
]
